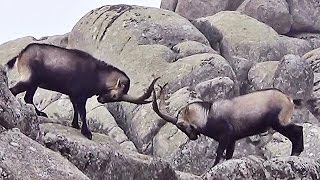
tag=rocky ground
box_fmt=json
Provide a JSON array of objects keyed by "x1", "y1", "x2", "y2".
[{"x1": 1, "y1": 1, "x2": 320, "y2": 179}]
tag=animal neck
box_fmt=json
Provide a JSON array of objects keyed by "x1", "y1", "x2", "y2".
[{"x1": 189, "y1": 102, "x2": 210, "y2": 129}]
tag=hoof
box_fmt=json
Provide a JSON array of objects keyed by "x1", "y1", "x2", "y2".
[
  {"x1": 81, "y1": 129, "x2": 92, "y2": 140},
  {"x1": 291, "y1": 152, "x2": 301, "y2": 156},
  {"x1": 72, "y1": 123, "x2": 80, "y2": 129}
]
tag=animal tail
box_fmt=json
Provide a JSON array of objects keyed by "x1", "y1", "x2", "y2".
[{"x1": 5, "y1": 56, "x2": 18, "y2": 71}]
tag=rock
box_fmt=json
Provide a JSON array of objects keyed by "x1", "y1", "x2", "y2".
[
  {"x1": 203, "y1": 156, "x2": 266, "y2": 180},
  {"x1": 203, "y1": 155, "x2": 320, "y2": 179},
  {"x1": 37, "y1": 33, "x2": 69, "y2": 48},
  {"x1": 191, "y1": 17, "x2": 224, "y2": 51},
  {"x1": 229, "y1": 56, "x2": 253, "y2": 94},
  {"x1": 194, "y1": 77, "x2": 236, "y2": 102},
  {"x1": 0, "y1": 129, "x2": 89, "y2": 180},
  {"x1": 248, "y1": 61, "x2": 279, "y2": 90},
  {"x1": 263, "y1": 156, "x2": 320, "y2": 179},
  {"x1": 160, "y1": 0, "x2": 245, "y2": 20},
  {"x1": 202, "y1": 11, "x2": 283, "y2": 63},
  {"x1": 127, "y1": 103, "x2": 166, "y2": 154},
  {"x1": 274, "y1": 54, "x2": 314, "y2": 100},
  {"x1": 168, "y1": 135, "x2": 219, "y2": 175},
  {"x1": 166, "y1": 53, "x2": 237, "y2": 94},
  {"x1": 37, "y1": 123, "x2": 178, "y2": 180},
  {"x1": 287, "y1": 0, "x2": 320, "y2": 33},
  {"x1": 237, "y1": 0, "x2": 292, "y2": 34},
  {"x1": 278, "y1": 35, "x2": 312, "y2": 57},
  {"x1": 303, "y1": 47, "x2": 320, "y2": 73},
  {"x1": 307, "y1": 72, "x2": 320, "y2": 121},
  {"x1": 290, "y1": 32, "x2": 320, "y2": 49},
  {"x1": 153, "y1": 122, "x2": 189, "y2": 158},
  {"x1": 172, "y1": 41, "x2": 218, "y2": 60},
  {"x1": 175, "y1": 171, "x2": 202, "y2": 180},
  {"x1": 0, "y1": 66, "x2": 39, "y2": 139},
  {"x1": 160, "y1": 0, "x2": 178, "y2": 11}
]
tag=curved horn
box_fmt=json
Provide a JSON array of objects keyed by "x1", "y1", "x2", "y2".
[
  {"x1": 120, "y1": 77, "x2": 160, "y2": 104},
  {"x1": 152, "y1": 88, "x2": 178, "y2": 124},
  {"x1": 152, "y1": 87, "x2": 200, "y2": 140}
]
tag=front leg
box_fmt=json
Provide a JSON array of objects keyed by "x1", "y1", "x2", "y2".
[
  {"x1": 213, "y1": 134, "x2": 231, "y2": 166},
  {"x1": 70, "y1": 96, "x2": 80, "y2": 129},
  {"x1": 225, "y1": 140, "x2": 236, "y2": 160},
  {"x1": 76, "y1": 97, "x2": 92, "y2": 140}
]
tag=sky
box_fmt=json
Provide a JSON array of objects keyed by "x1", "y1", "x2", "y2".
[{"x1": 0, "y1": 0, "x2": 161, "y2": 45}]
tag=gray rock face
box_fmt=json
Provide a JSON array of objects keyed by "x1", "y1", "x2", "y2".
[
  {"x1": 274, "y1": 54, "x2": 314, "y2": 100},
  {"x1": 304, "y1": 47, "x2": 320, "y2": 73},
  {"x1": 248, "y1": 61, "x2": 279, "y2": 90},
  {"x1": 287, "y1": 0, "x2": 320, "y2": 33},
  {"x1": 237, "y1": 0, "x2": 292, "y2": 34},
  {"x1": 37, "y1": 123, "x2": 178, "y2": 180},
  {"x1": 172, "y1": 41, "x2": 218, "y2": 60},
  {"x1": 166, "y1": 53, "x2": 237, "y2": 94},
  {"x1": 203, "y1": 156, "x2": 320, "y2": 180},
  {"x1": 195, "y1": 77, "x2": 236, "y2": 101},
  {"x1": 203, "y1": 156, "x2": 266, "y2": 179},
  {"x1": 0, "y1": 66, "x2": 39, "y2": 139},
  {"x1": 0, "y1": 129, "x2": 89, "y2": 180},
  {"x1": 160, "y1": 0, "x2": 245, "y2": 20},
  {"x1": 292, "y1": 33, "x2": 320, "y2": 49},
  {"x1": 202, "y1": 11, "x2": 282, "y2": 63},
  {"x1": 279, "y1": 35, "x2": 312, "y2": 57}
]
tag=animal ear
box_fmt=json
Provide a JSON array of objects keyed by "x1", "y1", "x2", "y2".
[
  {"x1": 185, "y1": 105, "x2": 189, "y2": 113},
  {"x1": 115, "y1": 78, "x2": 120, "y2": 88}
]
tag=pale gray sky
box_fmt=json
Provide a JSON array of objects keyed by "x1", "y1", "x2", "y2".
[{"x1": 0, "y1": 0, "x2": 161, "y2": 45}]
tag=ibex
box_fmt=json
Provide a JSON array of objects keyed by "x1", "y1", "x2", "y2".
[
  {"x1": 5, "y1": 43, "x2": 159, "y2": 139},
  {"x1": 152, "y1": 87, "x2": 304, "y2": 166}
]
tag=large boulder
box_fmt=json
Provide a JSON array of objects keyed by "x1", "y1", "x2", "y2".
[
  {"x1": 160, "y1": 0, "x2": 245, "y2": 20},
  {"x1": 248, "y1": 61, "x2": 279, "y2": 90},
  {"x1": 237, "y1": 0, "x2": 292, "y2": 34},
  {"x1": 0, "y1": 129, "x2": 89, "y2": 180},
  {"x1": 196, "y1": 11, "x2": 282, "y2": 63},
  {"x1": 37, "y1": 123, "x2": 178, "y2": 180},
  {"x1": 194, "y1": 76, "x2": 236, "y2": 101},
  {"x1": 278, "y1": 35, "x2": 312, "y2": 57},
  {"x1": 287, "y1": 0, "x2": 320, "y2": 33},
  {"x1": 274, "y1": 54, "x2": 314, "y2": 100}
]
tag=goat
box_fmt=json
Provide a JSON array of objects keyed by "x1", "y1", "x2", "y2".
[
  {"x1": 152, "y1": 87, "x2": 304, "y2": 166},
  {"x1": 5, "y1": 43, "x2": 159, "y2": 139}
]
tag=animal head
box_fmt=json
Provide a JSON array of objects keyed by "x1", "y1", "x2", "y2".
[
  {"x1": 152, "y1": 88, "x2": 200, "y2": 140},
  {"x1": 97, "y1": 71, "x2": 160, "y2": 104},
  {"x1": 97, "y1": 73, "x2": 130, "y2": 102}
]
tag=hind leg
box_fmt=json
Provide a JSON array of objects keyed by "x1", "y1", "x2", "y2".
[
  {"x1": 273, "y1": 124, "x2": 304, "y2": 156},
  {"x1": 10, "y1": 81, "x2": 30, "y2": 96},
  {"x1": 24, "y1": 86, "x2": 48, "y2": 117}
]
